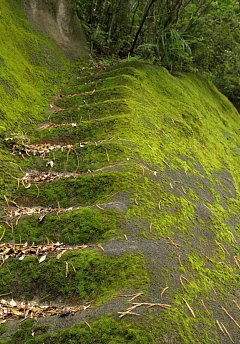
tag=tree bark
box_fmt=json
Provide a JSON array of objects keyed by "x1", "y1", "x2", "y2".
[{"x1": 129, "y1": 0, "x2": 157, "y2": 55}]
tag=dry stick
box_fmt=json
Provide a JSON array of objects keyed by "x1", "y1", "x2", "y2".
[
  {"x1": 221, "y1": 322, "x2": 235, "y2": 343},
  {"x1": 158, "y1": 200, "x2": 161, "y2": 210},
  {"x1": 0, "y1": 228, "x2": 6, "y2": 242},
  {"x1": 66, "y1": 147, "x2": 71, "y2": 163},
  {"x1": 178, "y1": 255, "x2": 183, "y2": 267},
  {"x1": 35, "y1": 183, "x2": 40, "y2": 198},
  {"x1": 118, "y1": 302, "x2": 171, "y2": 318},
  {"x1": 96, "y1": 204, "x2": 104, "y2": 210},
  {"x1": 162, "y1": 159, "x2": 170, "y2": 168},
  {"x1": 105, "y1": 148, "x2": 110, "y2": 162},
  {"x1": 181, "y1": 186, "x2": 187, "y2": 194},
  {"x1": 15, "y1": 215, "x2": 21, "y2": 226},
  {"x1": 71, "y1": 262, "x2": 76, "y2": 273},
  {"x1": 167, "y1": 236, "x2": 181, "y2": 248},
  {"x1": 217, "y1": 261, "x2": 233, "y2": 272},
  {"x1": 84, "y1": 321, "x2": 91, "y2": 329},
  {"x1": 4, "y1": 195, "x2": 9, "y2": 208},
  {"x1": 65, "y1": 262, "x2": 69, "y2": 278},
  {"x1": 216, "y1": 320, "x2": 225, "y2": 334},
  {"x1": 201, "y1": 299, "x2": 210, "y2": 315},
  {"x1": 129, "y1": 292, "x2": 144, "y2": 302},
  {"x1": 182, "y1": 298, "x2": 196, "y2": 318},
  {"x1": 73, "y1": 149, "x2": 80, "y2": 173},
  {"x1": 149, "y1": 223, "x2": 153, "y2": 233},
  {"x1": 233, "y1": 256, "x2": 240, "y2": 269},
  {"x1": 221, "y1": 306, "x2": 240, "y2": 330},
  {"x1": 179, "y1": 276, "x2": 187, "y2": 292},
  {"x1": 229, "y1": 231, "x2": 236, "y2": 243},
  {"x1": 212, "y1": 286, "x2": 218, "y2": 295},
  {"x1": 160, "y1": 287, "x2": 169, "y2": 298},
  {"x1": 233, "y1": 300, "x2": 240, "y2": 311},
  {"x1": 117, "y1": 292, "x2": 144, "y2": 299},
  {"x1": 215, "y1": 240, "x2": 230, "y2": 256}
]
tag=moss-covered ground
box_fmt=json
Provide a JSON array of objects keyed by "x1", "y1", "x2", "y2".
[{"x1": 0, "y1": 1, "x2": 240, "y2": 343}]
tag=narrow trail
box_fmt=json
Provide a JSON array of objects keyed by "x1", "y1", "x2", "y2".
[
  {"x1": 1, "y1": 66, "x2": 160, "y2": 334},
  {"x1": 1, "y1": 64, "x2": 239, "y2": 344}
]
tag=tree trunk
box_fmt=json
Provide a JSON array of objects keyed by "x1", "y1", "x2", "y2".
[{"x1": 129, "y1": 0, "x2": 157, "y2": 55}]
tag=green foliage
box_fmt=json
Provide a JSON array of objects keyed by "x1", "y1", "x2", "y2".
[{"x1": 70, "y1": 0, "x2": 240, "y2": 105}]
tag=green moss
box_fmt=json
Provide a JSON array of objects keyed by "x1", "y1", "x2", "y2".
[
  {"x1": 6, "y1": 208, "x2": 120, "y2": 244},
  {"x1": 18, "y1": 172, "x2": 125, "y2": 209},
  {"x1": 0, "y1": 0, "x2": 68, "y2": 130},
  {"x1": 0, "y1": 0, "x2": 69, "y2": 201},
  {"x1": 0, "y1": 251, "x2": 148, "y2": 302},
  {"x1": 1, "y1": 317, "x2": 153, "y2": 344}
]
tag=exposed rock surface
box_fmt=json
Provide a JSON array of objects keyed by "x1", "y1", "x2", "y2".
[{"x1": 22, "y1": 0, "x2": 89, "y2": 59}]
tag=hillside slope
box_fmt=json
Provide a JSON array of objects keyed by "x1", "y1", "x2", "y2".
[{"x1": 0, "y1": 2, "x2": 240, "y2": 344}]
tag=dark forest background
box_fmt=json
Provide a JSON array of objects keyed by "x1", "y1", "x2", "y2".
[{"x1": 70, "y1": 0, "x2": 240, "y2": 109}]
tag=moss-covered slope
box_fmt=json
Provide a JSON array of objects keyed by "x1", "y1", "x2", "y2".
[
  {"x1": 0, "y1": 3, "x2": 240, "y2": 343},
  {"x1": 0, "y1": 0, "x2": 69, "y2": 200}
]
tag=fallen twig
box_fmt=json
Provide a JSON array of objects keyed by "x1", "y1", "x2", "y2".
[
  {"x1": 160, "y1": 287, "x2": 169, "y2": 298},
  {"x1": 221, "y1": 322, "x2": 235, "y2": 343},
  {"x1": 118, "y1": 302, "x2": 171, "y2": 318},
  {"x1": 221, "y1": 306, "x2": 240, "y2": 330},
  {"x1": 233, "y1": 300, "x2": 240, "y2": 311},
  {"x1": 233, "y1": 256, "x2": 240, "y2": 269},
  {"x1": 182, "y1": 298, "x2": 196, "y2": 318},
  {"x1": 216, "y1": 320, "x2": 225, "y2": 334},
  {"x1": 167, "y1": 237, "x2": 181, "y2": 248}
]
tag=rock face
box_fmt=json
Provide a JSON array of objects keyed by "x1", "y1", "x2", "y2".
[{"x1": 22, "y1": 0, "x2": 89, "y2": 59}]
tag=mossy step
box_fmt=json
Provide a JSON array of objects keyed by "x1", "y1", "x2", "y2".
[
  {"x1": 48, "y1": 99, "x2": 130, "y2": 124},
  {"x1": 0, "y1": 250, "x2": 148, "y2": 302},
  {"x1": 54, "y1": 86, "x2": 133, "y2": 108},
  {"x1": 71, "y1": 65, "x2": 141, "y2": 85},
  {"x1": 4, "y1": 208, "x2": 121, "y2": 244},
  {"x1": 0, "y1": 316, "x2": 154, "y2": 344},
  {"x1": 19, "y1": 142, "x2": 136, "y2": 173},
  {"x1": 34, "y1": 115, "x2": 132, "y2": 144},
  {"x1": 13, "y1": 172, "x2": 125, "y2": 208},
  {"x1": 61, "y1": 74, "x2": 137, "y2": 95}
]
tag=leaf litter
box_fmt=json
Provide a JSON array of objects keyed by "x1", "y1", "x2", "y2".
[
  {"x1": 0, "y1": 298, "x2": 90, "y2": 324},
  {"x1": 0, "y1": 242, "x2": 103, "y2": 265}
]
